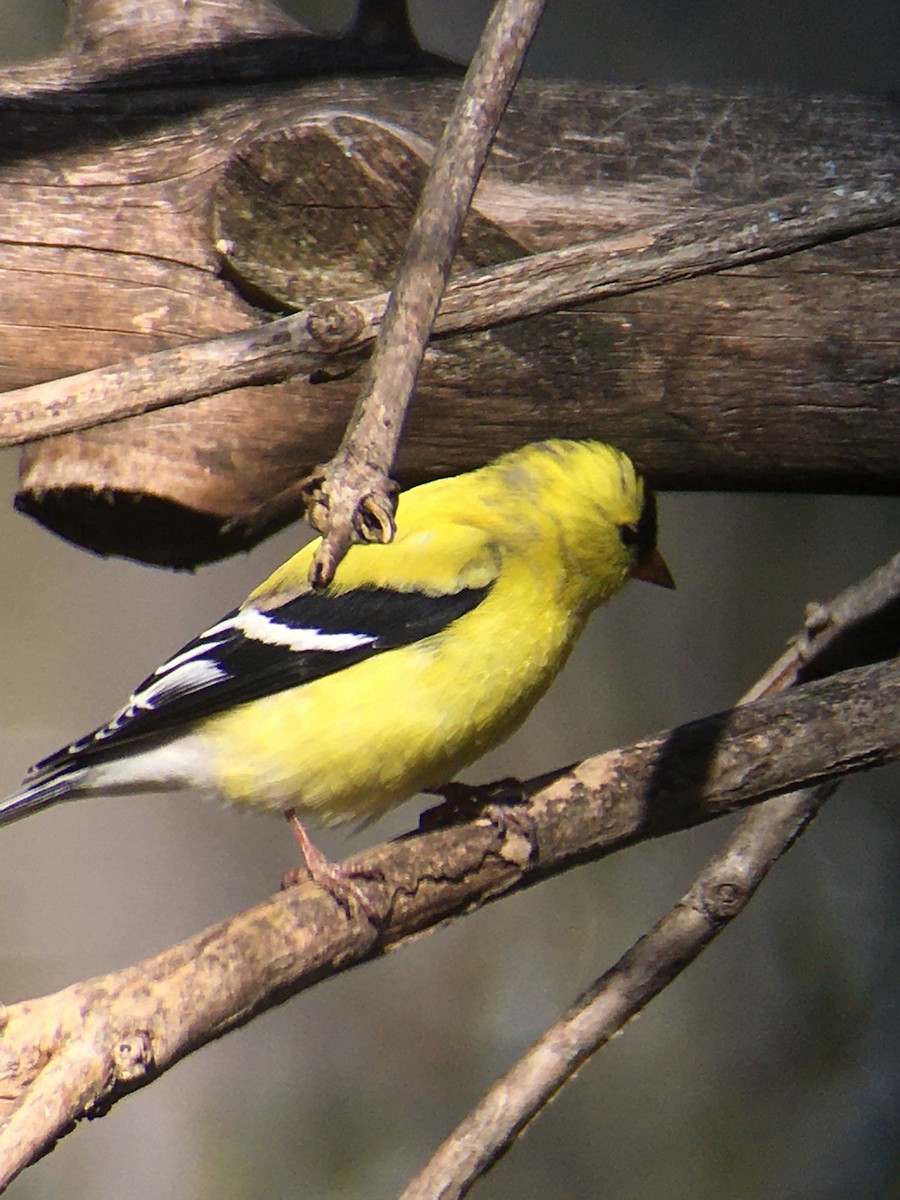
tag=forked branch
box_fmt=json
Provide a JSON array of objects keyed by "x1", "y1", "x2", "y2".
[
  {"x1": 0, "y1": 553, "x2": 897, "y2": 1192},
  {"x1": 399, "y1": 552, "x2": 900, "y2": 1199}
]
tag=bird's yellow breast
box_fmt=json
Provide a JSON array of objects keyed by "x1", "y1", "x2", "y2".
[{"x1": 203, "y1": 554, "x2": 580, "y2": 825}]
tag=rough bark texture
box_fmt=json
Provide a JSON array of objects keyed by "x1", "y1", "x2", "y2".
[
  {"x1": 0, "y1": 654, "x2": 896, "y2": 1190},
  {"x1": 0, "y1": 20, "x2": 897, "y2": 563}
]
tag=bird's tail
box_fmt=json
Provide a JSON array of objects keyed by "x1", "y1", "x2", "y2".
[{"x1": 0, "y1": 769, "x2": 89, "y2": 827}]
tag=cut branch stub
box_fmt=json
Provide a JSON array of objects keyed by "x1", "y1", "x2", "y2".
[{"x1": 213, "y1": 117, "x2": 527, "y2": 312}]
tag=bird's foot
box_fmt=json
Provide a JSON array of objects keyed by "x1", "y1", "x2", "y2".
[
  {"x1": 419, "y1": 778, "x2": 537, "y2": 864},
  {"x1": 419, "y1": 776, "x2": 527, "y2": 829},
  {"x1": 281, "y1": 810, "x2": 378, "y2": 923}
]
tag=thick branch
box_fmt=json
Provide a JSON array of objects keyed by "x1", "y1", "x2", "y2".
[
  {"x1": 0, "y1": 655, "x2": 896, "y2": 1189},
  {"x1": 0, "y1": 57, "x2": 896, "y2": 562},
  {"x1": 2, "y1": 176, "x2": 893, "y2": 483}
]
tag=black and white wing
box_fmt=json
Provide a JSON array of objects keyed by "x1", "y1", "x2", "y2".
[{"x1": 28, "y1": 582, "x2": 493, "y2": 777}]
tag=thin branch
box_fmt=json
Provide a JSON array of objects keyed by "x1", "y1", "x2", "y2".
[
  {"x1": 0, "y1": 300, "x2": 369, "y2": 449},
  {"x1": 399, "y1": 553, "x2": 900, "y2": 1200},
  {"x1": 0, "y1": 647, "x2": 897, "y2": 1190},
  {"x1": 399, "y1": 786, "x2": 832, "y2": 1200},
  {"x1": 0, "y1": 179, "x2": 894, "y2": 456},
  {"x1": 302, "y1": 0, "x2": 545, "y2": 586}
]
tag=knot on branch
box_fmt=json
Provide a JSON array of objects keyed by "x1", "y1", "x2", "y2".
[
  {"x1": 305, "y1": 301, "x2": 366, "y2": 353},
  {"x1": 697, "y1": 874, "x2": 751, "y2": 921},
  {"x1": 112, "y1": 1031, "x2": 155, "y2": 1083}
]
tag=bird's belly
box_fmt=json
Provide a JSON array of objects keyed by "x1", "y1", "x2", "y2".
[{"x1": 203, "y1": 600, "x2": 573, "y2": 827}]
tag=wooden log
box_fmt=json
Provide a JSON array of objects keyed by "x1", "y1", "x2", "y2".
[{"x1": 0, "y1": 31, "x2": 896, "y2": 564}]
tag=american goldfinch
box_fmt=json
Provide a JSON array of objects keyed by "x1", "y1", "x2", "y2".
[{"x1": 0, "y1": 440, "x2": 672, "y2": 861}]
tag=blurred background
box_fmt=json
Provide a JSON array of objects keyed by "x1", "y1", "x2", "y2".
[{"x1": 1, "y1": 2, "x2": 898, "y2": 1198}]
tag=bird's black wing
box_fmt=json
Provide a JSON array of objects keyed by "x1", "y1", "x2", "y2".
[{"x1": 30, "y1": 583, "x2": 492, "y2": 775}]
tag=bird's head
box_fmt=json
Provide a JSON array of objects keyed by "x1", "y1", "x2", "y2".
[{"x1": 489, "y1": 439, "x2": 674, "y2": 611}]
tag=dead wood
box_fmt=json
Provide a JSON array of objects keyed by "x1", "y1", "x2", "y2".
[{"x1": 0, "y1": 13, "x2": 897, "y2": 564}]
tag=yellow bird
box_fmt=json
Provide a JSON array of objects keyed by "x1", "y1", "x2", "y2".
[{"x1": 0, "y1": 440, "x2": 672, "y2": 876}]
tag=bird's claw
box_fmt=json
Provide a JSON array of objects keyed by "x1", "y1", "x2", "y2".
[
  {"x1": 419, "y1": 778, "x2": 537, "y2": 863},
  {"x1": 419, "y1": 777, "x2": 526, "y2": 827}
]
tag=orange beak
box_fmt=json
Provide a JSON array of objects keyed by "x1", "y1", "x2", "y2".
[{"x1": 629, "y1": 548, "x2": 676, "y2": 589}]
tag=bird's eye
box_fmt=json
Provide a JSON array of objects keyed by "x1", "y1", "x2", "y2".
[{"x1": 618, "y1": 523, "x2": 641, "y2": 548}]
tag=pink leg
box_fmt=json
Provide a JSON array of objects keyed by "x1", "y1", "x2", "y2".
[{"x1": 283, "y1": 809, "x2": 377, "y2": 921}]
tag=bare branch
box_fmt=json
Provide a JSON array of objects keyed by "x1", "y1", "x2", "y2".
[
  {"x1": 399, "y1": 553, "x2": 900, "y2": 1199},
  {"x1": 0, "y1": 646, "x2": 897, "y2": 1189},
  {"x1": 3, "y1": 64, "x2": 895, "y2": 563},
  {"x1": 301, "y1": 0, "x2": 546, "y2": 586},
  {"x1": 0, "y1": 300, "x2": 369, "y2": 449},
  {"x1": 2, "y1": 181, "x2": 894, "y2": 464},
  {"x1": 399, "y1": 786, "x2": 832, "y2": 1200}
]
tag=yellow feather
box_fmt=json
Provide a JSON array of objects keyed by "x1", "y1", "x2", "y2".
[
  {"x1": 206, "y1": 440, "x2": 660, "y2": 825},
  {"x1": 0, "y1": 439, "x2": 670, "y2": 835}
]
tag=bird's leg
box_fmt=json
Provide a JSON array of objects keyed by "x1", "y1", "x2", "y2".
[{"x1": 281, "y1": 809, "x2": 377, "y2": 923}]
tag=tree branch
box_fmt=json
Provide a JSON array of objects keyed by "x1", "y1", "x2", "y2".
[
  {"x1": 299, "y1": 0, "x2": 545, "y2": 586},
  {"x1": 397, "y1": 552, "x2": 900, "y2": 1199},
  {"x1": 399, "y1": 786, "x2": 832, "y2": 1200},
  {"x1": 2, "y1": 175, "x2": 894, "y2": 492},
  {"x1": 0, "y1": 635, "x2": 896, "y2": 1188},
  {"x1": 2, "y1": 57, "x2": 895, "y2": 562}
]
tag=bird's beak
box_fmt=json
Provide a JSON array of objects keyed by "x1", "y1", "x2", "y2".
[{"x1": 630, "y1": 549, "x2": 676, "y2": 589}]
